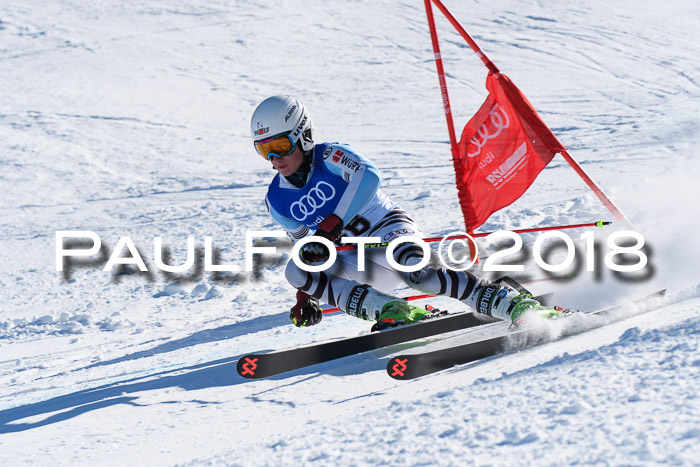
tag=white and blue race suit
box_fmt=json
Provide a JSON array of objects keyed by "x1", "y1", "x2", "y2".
[
  {"x1": 266, "y1": 142, "x2": 407, "y2": 242},
  {"x1": 265, "y1": 142, "x2": 482, "y2": 316}
]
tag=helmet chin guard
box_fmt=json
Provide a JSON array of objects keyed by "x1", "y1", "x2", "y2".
[{"x1": 251, "y1": 95, "x2": 314, "y2": 152}]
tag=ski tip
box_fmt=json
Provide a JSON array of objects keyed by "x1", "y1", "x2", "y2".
[
  {"x1": 387, "y1": 356, "x2": 412, "y2": 380},
  {"x1": 237, "y1": 355, "x2": 263, "y2": 379}
]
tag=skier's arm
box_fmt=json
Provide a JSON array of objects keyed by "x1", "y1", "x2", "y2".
[{"x1": 323, "y1": 147, "x2": 382, "y2": 226}]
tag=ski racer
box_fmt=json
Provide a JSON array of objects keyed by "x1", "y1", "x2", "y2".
[{"x1": 251, "y1": 95, "x2": 562, "y2": 328}]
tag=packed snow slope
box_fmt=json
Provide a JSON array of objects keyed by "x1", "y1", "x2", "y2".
[{"x1": 1, "y1": 0, "x2": 699, "y2": 465}]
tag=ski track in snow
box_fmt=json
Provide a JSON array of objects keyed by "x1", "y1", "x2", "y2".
[{"x1": 1, "y1": 0, "x2": 699, "y2": 464}]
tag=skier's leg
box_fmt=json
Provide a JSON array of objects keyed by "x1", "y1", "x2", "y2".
[
  {"x1": 353, "y1": 219, "x2": 486, "y2": 306},
  {"x1": 389, "y1": 238, "x2": 559, "y2": 323},
  {"x1": 285, "y1": 256, "x2": 429, "y2": 322}
]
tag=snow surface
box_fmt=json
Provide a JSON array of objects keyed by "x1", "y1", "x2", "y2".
[{"x1": 1, "y1": 0, "x2": 699, "y2": 465}]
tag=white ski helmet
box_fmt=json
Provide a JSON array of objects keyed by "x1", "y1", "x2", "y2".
[{"x1": 250, "y1": 95, "x2": 314, "y2": 153}]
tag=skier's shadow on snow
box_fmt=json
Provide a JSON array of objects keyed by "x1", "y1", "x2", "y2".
[
  {"x1": 0, "y1": 312, "x2": 288, "y2": 434},
  {"x1": 0, "y1": 349, "x2": 392, "y2": 435},
  {"x1": 0, "y1": 352, "x2": 250, "y2": 434},
  {"x1": 79, "y1": 312, "x2": 289, "y2": 371},
  {"x1": 0, "y1": 338, "x2": 430, "y2": 434},
  {"x1": 0, "y1": 312, "x2": 390, "y2": 434}
]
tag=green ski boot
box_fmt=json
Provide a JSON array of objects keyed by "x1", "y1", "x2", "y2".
[
  {"x1": 508, "y1": 295, "x2": 573, "y2": 328},
  {"x1": 344, "y1": 285, "x2": 428, "y2": 321},
  {"x1": 474, "y1": 282, "x2": 575, "y2": 327},
  {"x1": 375, "y1": 301, "x2": 432, "y2": 328}
]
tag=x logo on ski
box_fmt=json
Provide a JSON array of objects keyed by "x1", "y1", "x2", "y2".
[{"x1": 390, "y1": 358, "x2": 408, "y2": 377}]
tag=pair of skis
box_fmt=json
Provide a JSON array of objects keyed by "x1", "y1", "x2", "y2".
[{"x1": 236, "y1": 289, "x2": 666, "y2": 380}]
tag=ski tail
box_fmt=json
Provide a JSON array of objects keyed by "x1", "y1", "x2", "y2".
[{"x1": 387, "y1": 289, "x2": 667, "y2": 380}]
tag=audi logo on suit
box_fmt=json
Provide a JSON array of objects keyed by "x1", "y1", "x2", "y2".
[{"x1": 290, "y1": 181, "x2": 337, "y2": 221}]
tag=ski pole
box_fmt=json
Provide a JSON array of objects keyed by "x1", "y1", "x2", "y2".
[
  {"x1": 321, "y1": 274, "x2": 572, "y2": 315},
  {"x1": 335, "y1": 220, "x2": 610, "y2": 252}
]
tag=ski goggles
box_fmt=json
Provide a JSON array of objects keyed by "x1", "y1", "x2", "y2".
[{"x1": 254, "y1": 132, "x2": 297, "y2": 161}]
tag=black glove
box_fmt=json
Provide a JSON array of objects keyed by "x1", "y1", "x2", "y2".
[
  {"x1": 299, "y1": 214, "x2": 344, "y2": 265},
  {"x1": 290, "y1": 290, "x2": 323, "y2": 327}
]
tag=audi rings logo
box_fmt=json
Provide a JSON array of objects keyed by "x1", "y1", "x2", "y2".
[
  {"x1": 466, "y1": 104, "x2": 510, "y2": 158},
  {"x1": 290, "y1": 181, "x2": 336, "y2": 221}
]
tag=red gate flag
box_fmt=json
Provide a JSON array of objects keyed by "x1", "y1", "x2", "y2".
[
  {"x1": 425, "y1": 0, "x2": 632, "y2": 233},
  {"x1": 455, "y1": 72, "x2": 567, "y2": 231}
]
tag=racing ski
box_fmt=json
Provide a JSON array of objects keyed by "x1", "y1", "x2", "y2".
[
  {"x1": 237, "y1": 310, "x2": 499, "y2": 379},
  {"x1": 387, "y1": 289, "x2": 667, "y2": 380}
]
